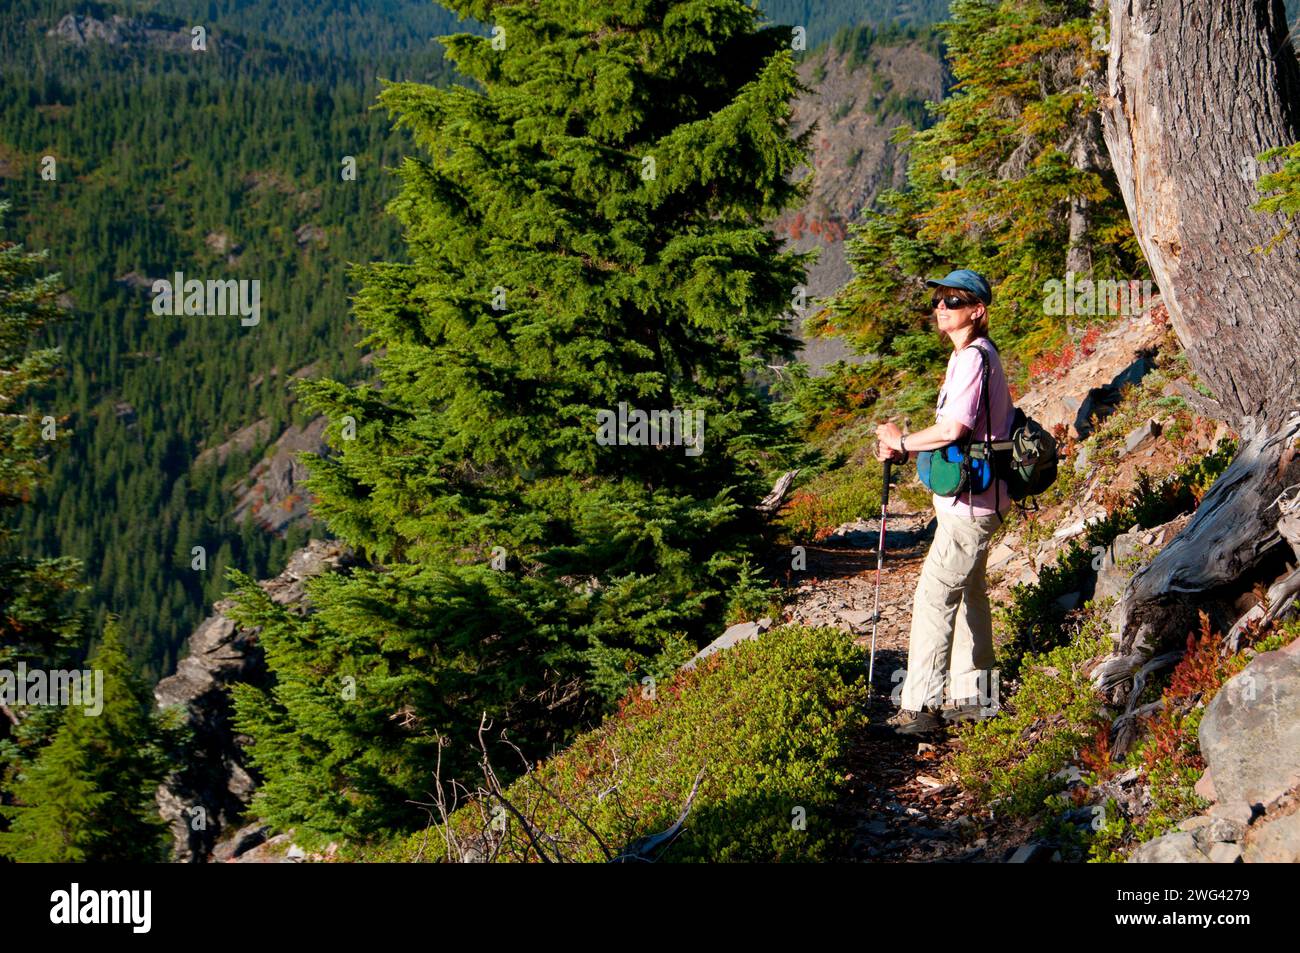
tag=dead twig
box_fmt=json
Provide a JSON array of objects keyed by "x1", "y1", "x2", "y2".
[{"x1": 610, "y1": 765, "x2": 707, "y2": 863}]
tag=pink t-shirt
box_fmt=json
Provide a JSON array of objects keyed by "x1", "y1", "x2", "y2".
[{"x1": 932, "y1": 337, "x2": 1015, "y2": 518}]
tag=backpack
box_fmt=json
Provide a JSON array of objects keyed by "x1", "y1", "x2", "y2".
[{"x1": 963, "y1": 343, "x2": 1059, "y2": 506}]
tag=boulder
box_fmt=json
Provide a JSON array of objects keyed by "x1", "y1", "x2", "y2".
[
  {"x1": 680, "y1": 618, "x2": 772, "y2": 670},
  {"x1": 1007, "y1": 842, "x2": 1051, "y2": 863},
  {"x1": 231, "y1": 833, "x2": 297, "y2": 864},
  {"x1": 1128, "y1": 831, "x2": 1210, "y2": 863},
  {"x1": 1194, "y1": 769, "x2": 1216, "y2": 803},
  {"x1": 1054, "y1": 591, "x2": 1082, "y2": 612},
  {"x1": 1192, "y1": 817, "x2": 1245, "y2": 848},
  {"x1": 1199, "y1": 648, "x2": 1300, "y2": 810},
  {"x1": 1242, "y1": 809, "x2": 1300, "y2": 863},
  {"x1": 1092, "y1": 529, "x2": 1149, "y2": 605},
  {"x1": 1206, "y1": 842, "x2": 1242, "y2": 864},
  {"x1": 1123, "y1": 418, "x2": 1161, "y2": 455},
  {"x1": 212, "y1": 823, "x2": 270, "y2": 863},
  {"x1": 1208, "y1": 800, "x2": 1255, "y2": 827},
  {"x1": 1072, "y1": 442, "x2": 1093, "y2": 475}
]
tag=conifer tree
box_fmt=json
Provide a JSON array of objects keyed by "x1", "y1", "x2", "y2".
[
  {"x1": 0, "y1": 623, "x2": 167, "y2": 862},
  {"x1": 823, "y1": 0, "x2": 1144, "y2": 370},
  {"x1": 230, "y1": 0, "x2": 811, "y2": 838},
  {"x1": 0, "y1": 206, "x2": 83, "y2": 768}
]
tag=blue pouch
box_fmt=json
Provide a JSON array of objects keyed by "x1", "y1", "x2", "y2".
[{"x1": 917, "y1": 443, "x2": 994, "y2": 497}]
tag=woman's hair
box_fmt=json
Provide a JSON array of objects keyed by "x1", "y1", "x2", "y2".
[{"x1": 936, "y1": 285, "x2": 996, "y2": 349}]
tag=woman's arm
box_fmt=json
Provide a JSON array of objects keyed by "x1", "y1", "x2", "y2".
[{"x1": 875, "y1": 418, "x2": 970, "y2": 458}]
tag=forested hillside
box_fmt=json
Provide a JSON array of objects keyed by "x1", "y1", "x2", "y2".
[
  {"x1": 125, "y1": 0, "x2": 465, "y2": 67},
  {"x1": 763, "y1": 0, "x2": 950, "y2": 45},
  {"x1": 0, "y1": 1, "x2": 467, "y2": 679}
]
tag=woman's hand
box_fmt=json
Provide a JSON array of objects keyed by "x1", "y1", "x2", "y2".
[{"x1": 875, "y1": 422, "x2": 907, "y2": 462}]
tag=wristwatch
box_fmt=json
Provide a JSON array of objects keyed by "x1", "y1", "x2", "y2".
[{"x1": 899, "y1": 433, "x2": 908, "y2": 455}]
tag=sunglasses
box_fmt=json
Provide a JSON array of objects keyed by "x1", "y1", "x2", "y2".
[{"x1": 931, "y1": 294, "x2": 974, "y2": 311}]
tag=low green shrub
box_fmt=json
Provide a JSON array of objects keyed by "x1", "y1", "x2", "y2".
[
  {"x1": 953, "y1": 618, "x2": 1111, "y2": 819},
  {"x1": 995, "y1": 542, "x2": 1094, "y2": 675},
  {"x1": 724, "y1": 557, "x2": 784, "y2": 624},
  {"x1": 367, "y1": 625, "x2": 869, "y2": 862},
  {"x1": 1081, "y1": 615, "x2": 1300, "y2": 861},
  {"x1": 994, "y1": 438, "x2": 1238, "y2": 673}
]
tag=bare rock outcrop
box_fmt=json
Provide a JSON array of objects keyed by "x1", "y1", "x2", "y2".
[
  {"x1": 1130, "y1": 640, "x2": 1300, "y2": 864},
  {"x1": 155, "y1": 539, "x2": 355, "y2": 861},
  {"x1": 1199, "y1": 642, "x2": 1300, "y2": 813},
  {"x1": 48, "y1": 13, "x2": 219, "y2": 53},
  {"x1": 230, "y1": 417, "x2": 328, "y2": 535},
  {"x1": 1015, "y1": 311, "x2": 1166, "y2": 440},
  {"x1": 775, "y1": 37, "x2": 946, "y2": 372}
]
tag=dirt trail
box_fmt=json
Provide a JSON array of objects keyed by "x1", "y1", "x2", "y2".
[{"x1": 781, "y1": 499, "x2": 1033, "y2": 862}]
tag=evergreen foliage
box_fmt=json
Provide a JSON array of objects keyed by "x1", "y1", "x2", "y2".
[
  {"x1": 762, "y1": 0, "x2": 952, "y2": 48},
  {"x1": 0, "y1": 0, "x2": 464, "y2": 679},
  {"x1": 0, "y1": 205, "x2": 84, "y2": 775},
  {"x1": 229, "y1": 0, "x2": 813, "y2": 840},
  {"x1": 821, "y1": 0, "x2": 1145, "y2": 374},
  {"x1": 371, "y1": 625, "x2": 868, "y2": 863},
  {"x1": 0, "y1": 622, "x2": 168, "y2": 862}
]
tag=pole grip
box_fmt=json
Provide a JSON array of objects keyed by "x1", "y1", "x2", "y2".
[{"x1": 882, "y1": 458, "x2": 892, "y2": 509}]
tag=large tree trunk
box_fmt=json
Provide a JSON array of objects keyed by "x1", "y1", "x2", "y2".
[
  {"x1": 1097, "y1": 0, "x2": 1300, "y2": 698},
  {"x1": 1102, "y1": 0, "x2": 1300, "y2": 427}
]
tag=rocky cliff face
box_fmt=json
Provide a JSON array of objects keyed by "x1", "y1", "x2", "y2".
[
  {"x1": 155, "y1": 539, "x2": 354, "y2": 862},
  {"x1": 48, "y1": 13, "x2": 234, "y2": 53},
  {"x1": 229, "y1": 417, "x2": 328, "y2": 535}
]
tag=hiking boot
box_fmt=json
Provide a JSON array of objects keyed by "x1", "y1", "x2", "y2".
[
  {"x1": 885, "y1": 707, "x2": 944, "y2": 736},
  {"x1": 941, "y1": 700, "x2": 1000, "y2": 724}
]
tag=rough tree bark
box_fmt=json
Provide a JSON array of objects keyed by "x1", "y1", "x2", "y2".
[{"x1": 1095, "y1": 0, "x2": 1300, "y2": 699}]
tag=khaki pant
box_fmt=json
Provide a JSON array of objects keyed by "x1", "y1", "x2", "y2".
[{"x1": 900, "y1": 507, "x2": 1003, "y2": 712}]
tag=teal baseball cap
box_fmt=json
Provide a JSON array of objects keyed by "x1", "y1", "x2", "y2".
[{"x1": 926, "y1": 269, "x2": 992, "y2": 306}]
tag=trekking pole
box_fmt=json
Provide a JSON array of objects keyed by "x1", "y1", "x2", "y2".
[{"x1": 867, "y1": 457, "x2": 891, "y2": 697}]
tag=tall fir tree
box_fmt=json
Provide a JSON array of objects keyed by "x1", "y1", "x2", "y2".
[
  {"x1": 0, "y1": 205, "x2": 83, "y2": 776},
  {"x1": 0, "y1": 622, "x2": 167, "y2": 862},
  {"x1": 229, "y1": 0, "x2": 812, "y2": 840},
  {"x1": 821, "y1": 0, "x2": 1146, "y2": 375}
]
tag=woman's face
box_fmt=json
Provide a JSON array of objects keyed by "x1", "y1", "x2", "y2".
[{"x1": 933, "y1": 289, "x2": 982, "y2": 337}]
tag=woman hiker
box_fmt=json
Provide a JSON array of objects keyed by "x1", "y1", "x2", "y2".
[{"x1": 874, "y1": 269, "x2": 1015, "y2": 736}]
